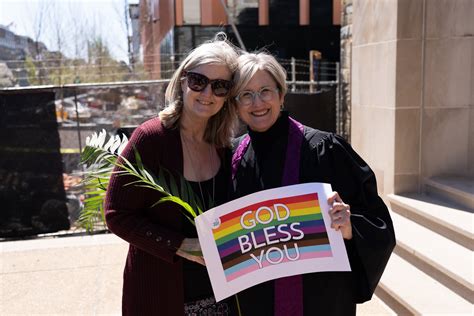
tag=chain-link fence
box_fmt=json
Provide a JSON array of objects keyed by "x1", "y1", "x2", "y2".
[{"x1": 0, "y1": 57, "x2": 343, "y2": 239}]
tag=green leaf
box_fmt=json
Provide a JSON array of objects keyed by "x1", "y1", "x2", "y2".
[
  {"x1": 79, "y1": 131, "x2": 201, "y2": 232},
  {"x1": 180, "y1": 178, "x2": 189, "y2": 204},
  {"x1": 133, "y1": 145, "x2": 144, "y2": 169},
  {"x1": 158, "y1": 167, "x2": 170, "y2": 193},
  {"x1": 153, "y1": 196, "x2": 197, "y2": 219},
  {"x1": 179, "y1": 209, "x2": 195, "y2": 225},
  {"x1": 168, "y1": 173, "x2": 179, "y2": 197}
]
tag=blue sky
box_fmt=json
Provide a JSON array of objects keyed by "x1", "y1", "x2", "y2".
[{"x1": 0, "y1": 0, "x2": 139, "y2": 62}]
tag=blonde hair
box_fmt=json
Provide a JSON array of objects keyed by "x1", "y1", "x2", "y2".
[
  {"x1": 159, "y1": 33, "x2": 239, "y2": 147},
  {"x1": 231, "y1": 52, "x2": 288, "y2": 104}
]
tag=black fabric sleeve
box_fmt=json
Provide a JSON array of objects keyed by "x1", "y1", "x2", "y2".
[{"x1": 313, "y1": 133, "x2": 396, "y2": 302}]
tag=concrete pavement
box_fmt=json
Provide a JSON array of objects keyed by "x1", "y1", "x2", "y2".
[{"x1": 0, "y1": 233, "x2": 394, "y2": 315}]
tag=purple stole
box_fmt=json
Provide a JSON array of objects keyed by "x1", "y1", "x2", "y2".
[{"x1": 232, "y1": 117, "x2": 305, "y2": 316}]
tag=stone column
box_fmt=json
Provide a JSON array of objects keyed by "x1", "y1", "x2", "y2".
[
  {"x1": 259, "y1": 0, "x2": 269, "y2": 25},
  {"x1": 333, "y1": 0, "x2": 342, "y2": 25},
  {"x1": 201, "y1": 0, "x2": 228, "y2": 25},
  {"x1": 351, "y1": 0, "x2": 399, "y2": 195},
  {"x1": 351, "y1": 0, "x2": 473, "y2": 195},
  {"x1": 421, "y1": 1, "x2": 474, "y2": 179},
  {"x1": 299, "y1": 0, "x2": 310, "y2": 25},
  {"x1": 340, "y1": 0, "x2": 352, "y2": 140}
]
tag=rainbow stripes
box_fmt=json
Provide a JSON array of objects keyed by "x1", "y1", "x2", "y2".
[{"x1": 212, "y1": 193, "x2": 332, "y2": 282}]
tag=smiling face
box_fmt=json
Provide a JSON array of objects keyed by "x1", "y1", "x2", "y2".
[
  {"x1": 181, "y1": 63, "x2": 232, "y2": 122},
  {"x1": 236, "y1": 69, "x2": 284, "y2": 132}
]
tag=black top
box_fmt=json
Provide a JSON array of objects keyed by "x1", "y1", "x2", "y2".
[
  {"x1": 182, "y1": 165, "x2": 227, "y2": 302},
  {"x1": 238, "y1": 110, "x2": 290, "y2": 192},
  {"x1": 182, "y1": 163, "x2": 239, "y2": 315},
  {"x1": 232, "y1": 113, "x2": 396, "y2": 315}
]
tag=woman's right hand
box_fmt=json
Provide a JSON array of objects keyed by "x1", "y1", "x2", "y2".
[
  {"x1": 327, "y1": 191, "x2": 353, "y2": 240},
  {"x1": 176, "y1": 238, "x2": 205, "y2": 266}
]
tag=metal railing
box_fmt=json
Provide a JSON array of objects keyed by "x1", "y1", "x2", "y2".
[{"x1": 0, "y1": 59, "x2": 343, "y2": 238}]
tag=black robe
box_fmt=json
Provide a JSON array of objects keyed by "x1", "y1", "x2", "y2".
[{"x1": 231, "y1": 113, "x2": 395, "y2": 316}]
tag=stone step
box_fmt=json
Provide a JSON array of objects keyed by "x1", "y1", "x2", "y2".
[
  {"x1": 377, "y1": 253, "x2": 473, "y2": 315},
  {"x1": 425, "y1": 176, "x2": 474, "y2": 211},
  {"x1": 357, "y1": 294, "x2": 397, "y2": 315},
  {"x1": 390, "y1": 211, "x2": 473, "y2": 302},
  {"x1": 387, "y1": 193, "x2": 473, "y2": 250}
]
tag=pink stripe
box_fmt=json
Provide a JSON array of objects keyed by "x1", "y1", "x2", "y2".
[{"x1": 225, "y1": 250, "x2": 333, "y2": 281}]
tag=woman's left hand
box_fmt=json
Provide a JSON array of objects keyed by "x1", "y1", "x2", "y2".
[
  {"x1": 328, "y1": 192, "x2": 352, "y2": 240},
  {"x1": 176, "y1": 238, "x2": 205, "y2": 266}
]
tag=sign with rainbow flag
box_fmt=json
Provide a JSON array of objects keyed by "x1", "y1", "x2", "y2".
[{"x1": 195, "y1": 182, "x2": 351, "y2": 302}]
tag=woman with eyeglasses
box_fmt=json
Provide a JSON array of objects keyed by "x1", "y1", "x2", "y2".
[
  {"x1": 104, "y1": 33, "x2": 240, "y2": 315},
  {"x1": 230, "y1": 52, "x2": 395, "y2": 315}
]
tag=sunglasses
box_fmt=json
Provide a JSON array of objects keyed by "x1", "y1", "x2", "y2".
[{"x1": 183, "y1": 71, "x2": 233, "y2": 97}]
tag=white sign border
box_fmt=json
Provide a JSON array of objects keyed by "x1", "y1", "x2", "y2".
[{"x1": 195, "y1": 182, "x2": 351, "y2": 302}]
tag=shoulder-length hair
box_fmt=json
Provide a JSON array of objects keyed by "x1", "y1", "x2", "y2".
[
  {"x1": 159, "y1": 33, "x2": 239, "y2": 147},
  {"x1": 231, "y1": 52, "x2": 288, "y2": 103}
]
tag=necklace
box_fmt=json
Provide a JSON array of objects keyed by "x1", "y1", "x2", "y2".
[{"x1": 180, "y1": 133, "x2": 216, "y2": 209}]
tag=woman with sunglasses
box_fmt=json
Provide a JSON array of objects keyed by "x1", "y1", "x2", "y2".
[
  {"x1": 229, "y1": 51, "x2": 395, "y2": 315},
  {"x1": 104, "y1": 34, "x2": 240, "y2": 315}
]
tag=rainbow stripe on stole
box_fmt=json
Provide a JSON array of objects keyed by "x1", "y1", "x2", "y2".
[{"x1": 212, "y1": 193, "x2": 333, "y2": 282}]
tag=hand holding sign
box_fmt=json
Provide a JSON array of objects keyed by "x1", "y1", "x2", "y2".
[
  {"x1": 328, "y1": 191, "x2": 353, "y2": 240},
  {"x1": 177, "y1": 238, "x2": 205, "y2": 266},
  {"x1": 196, "y1": 183, "x2": 351, "y2": 302}
]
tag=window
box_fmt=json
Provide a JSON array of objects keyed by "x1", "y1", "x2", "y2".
[
  {"x1": 183, "y1": 0, "x2": 201, "y2": 24},
  {"x1": 148, "y1": 0, "x2": 159, "y2": 22}
]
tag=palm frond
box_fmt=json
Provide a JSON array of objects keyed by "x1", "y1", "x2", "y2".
[
  {"x1": 152, "y1": 196, "x2": 197, "y2": 221},
  {"x1": 78, "y1": 130, "x2": 207, "y2": 233}
]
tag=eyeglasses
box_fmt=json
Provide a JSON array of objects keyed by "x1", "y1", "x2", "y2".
[
  {"x1": 235, "y1": 87, "x2": 279, "y2": 106},
  {"x1": 183, "y1": 71, "x2": 233, "y2": 97}
]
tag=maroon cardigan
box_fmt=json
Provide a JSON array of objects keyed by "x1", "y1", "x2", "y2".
[{"x1": 105, "y1": 118, "x2": 190, "y2": 315}]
